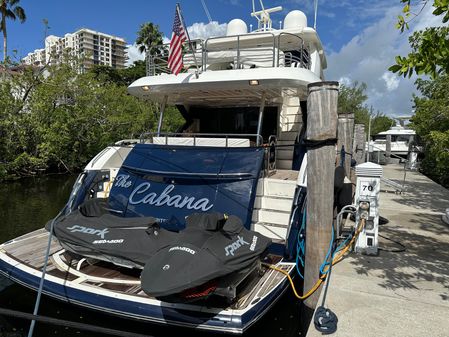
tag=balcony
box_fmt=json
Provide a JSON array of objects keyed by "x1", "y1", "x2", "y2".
[{"x1": 146, "y1": 32, "x2": 310, "y2": 76}]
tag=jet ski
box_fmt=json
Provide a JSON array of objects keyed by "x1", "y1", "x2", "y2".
[
  {"x1": 49, "y1": 198, "x2": 178, "y2": 268},
  {"x1": 50, "y1": 200, "x2": 271, "y2": 301},
  {"x1": 141, "y1": 213, "x2": 271, "y2": 299}
]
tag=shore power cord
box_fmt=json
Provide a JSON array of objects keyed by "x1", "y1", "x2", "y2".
[{"x1": 264, "y1": 204, "x2": 367, "y2": 334}]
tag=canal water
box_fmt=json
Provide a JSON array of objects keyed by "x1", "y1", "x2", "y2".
[{"x1": 0, "y1": 175, "x2": 304, "y2": 337}]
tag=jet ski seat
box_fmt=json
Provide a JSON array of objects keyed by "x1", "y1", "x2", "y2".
[{"x1": 141, "y1": 213, "x2": 271, "y2": 299}]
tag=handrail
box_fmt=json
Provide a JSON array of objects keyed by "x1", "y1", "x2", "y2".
[
  {"x1": 204, "y1": 31, "x2": 277, "y2": 70},
  {"x1": 122, "y1": 165, "x2": 255, "y2": 180},
  {"x1": 146, "y1": 32, "x2": 311, "y2": 75},
  {"x1": 139, "y1": 132, "x2": 263, "y2": 147},
  {"x1": 277, "y1": 32, "x2": 309, "y2": 69}
]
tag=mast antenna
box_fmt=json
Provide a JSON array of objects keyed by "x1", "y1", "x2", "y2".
[
  {"x1": 251, "y1": 0, "x2": 282, "y2": 31},
  {"x1": 314, "y1": 0, "x2": 318, "y2": 30}
]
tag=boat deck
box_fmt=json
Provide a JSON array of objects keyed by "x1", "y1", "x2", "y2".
[
  {"x1": 0, "y1": 229, "x2": 292, "y2": 310},
  {"x1": 269, "y1": 169, "x2": 299, "y2": 181}
]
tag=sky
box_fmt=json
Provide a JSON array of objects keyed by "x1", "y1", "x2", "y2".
[{"x1": 5, "y1": 0, "x2": 445, "y2": 116}]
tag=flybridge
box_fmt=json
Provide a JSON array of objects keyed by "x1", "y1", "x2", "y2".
[{"x1": 145, "y1": 4, "x2": 325, "y2": 77}]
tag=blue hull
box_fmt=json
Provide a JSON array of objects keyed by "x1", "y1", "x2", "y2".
[{"x1": 0, "y1": 257, "x2": 291, "y2": 334}]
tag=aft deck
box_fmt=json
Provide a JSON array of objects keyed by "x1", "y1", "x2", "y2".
[{"x1": 0, "y1": 228, "x2": 293, "y2": 312}]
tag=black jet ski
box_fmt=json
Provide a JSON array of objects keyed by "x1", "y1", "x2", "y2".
[
  {"x1": 140, "y1": 213, "x2": 271, "y2": 298},
  {"x1": 49, "y1": 198, "x2": 178, "y2": 268}
]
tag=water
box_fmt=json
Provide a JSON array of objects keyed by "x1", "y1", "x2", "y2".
[{"x1": 0, "y1": 175, "x2": 304, "y2": 337}]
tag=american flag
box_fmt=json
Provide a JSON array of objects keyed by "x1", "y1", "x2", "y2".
[{"x1": 168, "y1": 6, "x2": 187, "y2": 75}]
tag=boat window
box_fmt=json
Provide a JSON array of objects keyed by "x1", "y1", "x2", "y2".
[
  {"x1": 396, "y1": 135, "x2": 411, "y2": 142},
  {"x1": 184, "y1": 106, "x2": 277, "y2": 143}
]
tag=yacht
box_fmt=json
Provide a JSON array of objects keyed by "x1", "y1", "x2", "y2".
[
  {"x1": 0, "y1": 3, "x2": 327, "y2": 334},
  {"x1": 368, "y1": 117, "x2": 420, "y2": 159}
]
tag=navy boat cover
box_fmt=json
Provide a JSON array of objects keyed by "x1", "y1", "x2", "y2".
[{"x1": 108, "y1": 144, "x2": 265, "y2": 230}]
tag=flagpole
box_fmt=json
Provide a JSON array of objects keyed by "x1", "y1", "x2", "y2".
[{"x1": 176, "y1": 3, "x2": 200, "y2": 78}]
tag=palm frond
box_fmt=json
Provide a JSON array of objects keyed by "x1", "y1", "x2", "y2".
[{"x1": 13, "y1": 6, "x2": 25, "y2": 22}]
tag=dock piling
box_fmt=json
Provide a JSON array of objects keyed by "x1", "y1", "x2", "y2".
[
  {"x1": 336, "y1": 112, "x2": 354, "y2": 175},
  {"x1": 304, "y1": 81, "x2": 339, "y2": 310}
]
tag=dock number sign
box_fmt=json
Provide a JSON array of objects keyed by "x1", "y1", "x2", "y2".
[{"x1": 359, "y1": 179, "x2": 376, "y2": 196}]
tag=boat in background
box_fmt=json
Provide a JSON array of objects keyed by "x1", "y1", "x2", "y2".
[
  {"x1": 0, "y1": 2, "x2": 327, "y2": 334},
  {"x1": 367, "y1": 116, "x2": 421, "y2": 162}
]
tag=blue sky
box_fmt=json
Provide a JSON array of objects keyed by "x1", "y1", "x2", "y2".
[{"x1": 5, "y1": 0, "x2": 444, "y2": 116}]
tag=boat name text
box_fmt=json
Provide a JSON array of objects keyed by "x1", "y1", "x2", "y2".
[
  {"x1": 114, "y1": 174, "x2": 132, "y2": 188},
  {"x1": 129, "y1": 182, "x2": 214, "y2": 212}
]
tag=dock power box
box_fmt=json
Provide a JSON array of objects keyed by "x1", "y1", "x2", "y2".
[{"x1": 354, "y1": 162, "x2": 383, "y2": 255}]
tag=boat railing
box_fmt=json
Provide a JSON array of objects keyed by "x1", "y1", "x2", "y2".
[
  {"x1": 146, "y1": 32, "x2": 310, "y2": 75},
  {"x1": 139, "y1": 132, "x2": 263, "y2": 148}
]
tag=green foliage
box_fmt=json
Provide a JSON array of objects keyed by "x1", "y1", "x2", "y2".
[
  {"x1": 89, "y1": 60, "x2": 146, "y2": 86},
  {"x1": 392, "y1": 1, "x2": 449, "y2": 186},
  {"x1": 392, "y1": 1, "x2": 449, "y2": 78},
  {"x1": 338, "y1": 82, "x2": 394, "y2": 136},
  {"x1": 397, "y1": 0, "x2": 449, "y2": 31},
  {"x1": 389, "y1": 27, "x2": 449, "y2": 78},
  {"x1": 135, "y1": 22, "x2": 164, "y2": 54},
  {"x1": 0, "y1": 57, "x2": 184, "y2": 180},
  {"x1": 411, "y1": 75, "x2": 449, "y2": 186},
  {"x1": 1, "y1": 0, "x2": 26, "y2": 61}
]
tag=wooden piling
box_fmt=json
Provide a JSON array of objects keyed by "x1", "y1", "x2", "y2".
[
  {"x1": 352, "y1": 124, "x2": 366, "y2": 164},
  {"x1": 386, "y1": 134, "x2": 391, "y2": 164},
  {"x1": 337, "y1": 112, "x2": 355, "y2": 175},
  {"x1": 351, "y1": 124, "x2": 366, "y2": 183},
  {"x1": 304, "y1": 81, "x2": 339, "y2": 309}
]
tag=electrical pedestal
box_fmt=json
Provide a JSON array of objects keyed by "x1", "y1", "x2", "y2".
[{"x1": 354, "y1": 162, "x2": 383, "y2": 255}]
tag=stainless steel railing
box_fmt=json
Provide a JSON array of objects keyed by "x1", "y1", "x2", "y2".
[
  {"x1": 146, "y1": 33, "x2": 310, "y2": 76},
  {"x1": 139, "y1": 132, "x2": 263, "y2": 147}
]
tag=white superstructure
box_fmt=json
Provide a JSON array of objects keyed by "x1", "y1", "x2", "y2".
[{"x1": 128, "y1": 4, "x2": 326, "y2": 241}]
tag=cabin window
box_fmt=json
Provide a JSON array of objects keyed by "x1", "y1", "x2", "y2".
[{"x1": 184, "y1": 106, "x2": 277, "y2": 143}]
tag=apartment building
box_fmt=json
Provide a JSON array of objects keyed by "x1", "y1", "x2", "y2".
[{"x1": 22, "y1": 28, "x2": 128, "y2": 70}]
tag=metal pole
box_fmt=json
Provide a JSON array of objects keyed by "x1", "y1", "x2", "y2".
[
  {"x1": 157, "y1": 95, "x2": 168, "y2": 136},
  {"x1": 366, "y1": 115, "x2": 371, "y2": 162},
  {"x1": 256, "y1": 91, "x2": 266, "y2": 146},
  {"x1": 177, "y1": 3, "x2": 200, "y2": 78}
]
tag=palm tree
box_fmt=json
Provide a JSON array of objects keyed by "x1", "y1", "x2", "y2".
[
  {"x1": 0, "y1": 0, "x2": 26, "y2": 62},
  {"x1": 135, "y1": 22, "x2": 164, "y2": 55}
]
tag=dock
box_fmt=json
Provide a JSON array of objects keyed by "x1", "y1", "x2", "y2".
[{"x1": 306, "y1": 164, "x2": 449, "y2": 337}]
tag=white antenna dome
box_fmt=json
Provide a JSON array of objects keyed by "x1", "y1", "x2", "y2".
[
  {"x1": 284, "y1": 10, "x2": 307, "y2": 30},
  {"x1": 226, "y1": 19, "x2": 248, "y2": 36}
]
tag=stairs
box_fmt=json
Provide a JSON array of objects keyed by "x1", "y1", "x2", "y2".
[
  {"x1": 252, "y1": 176, "x2": 297, "y2": 242},
  {"x1": 276, "y1": 96, "x2": 303, "y2": 170}
]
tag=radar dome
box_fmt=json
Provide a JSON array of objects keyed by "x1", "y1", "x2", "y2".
[
  {"x1": 226, "y1": 19, "x2": 248, "y2": 36},
  {"x1": 284, "y1": 10, "x2": 307, "y2": 30}
]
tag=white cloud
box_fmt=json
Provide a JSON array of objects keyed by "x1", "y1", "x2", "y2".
[
  {"x1": 324, "y1": 4, "x2": 443, "y2": 116},
  {"x1": 187, "y1": 21, "x2": 227, "y2": 40},
  {"x1": 381, "y1": 71, "x2": 400, "y2": 91},
  {"x1": 126, "y1": 43, "x2": 145, "y2": 66},
  {"x1": 339, "y1": 76, "x2": 352, "y2": 87}
]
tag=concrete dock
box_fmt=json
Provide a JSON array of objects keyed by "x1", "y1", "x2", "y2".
[{"x1": 306, "y1": 164, "x2": 449, "y2": 337}]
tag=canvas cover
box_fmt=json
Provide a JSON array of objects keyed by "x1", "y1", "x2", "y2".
[
  {"x1": 49, "y1": 199, "x2": 178, "y2": 268},
  {"x1": 140, "y1": 213, "x2": 271, "y2": 297}
]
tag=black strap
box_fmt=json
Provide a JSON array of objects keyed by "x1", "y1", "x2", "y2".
[{"x1": 304, "y1": 138, "x2": 338, "y2": 149}]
